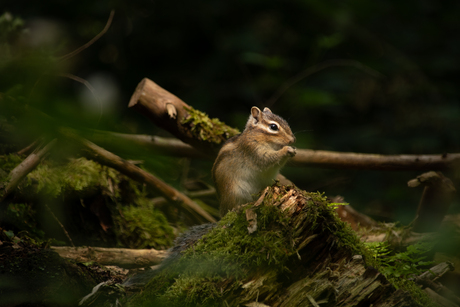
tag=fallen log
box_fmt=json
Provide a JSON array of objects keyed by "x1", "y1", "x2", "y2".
[
  {"x1": 123, "y1": 183, "x2": 435, "y2": 307},
  {"x1": 51, "y1": 246, "x2": 169, "y2": 269}
]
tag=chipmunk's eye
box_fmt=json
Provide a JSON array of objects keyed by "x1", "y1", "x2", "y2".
[{"x1": 269, "y1": 124, "x2": 279, "y2": 131}]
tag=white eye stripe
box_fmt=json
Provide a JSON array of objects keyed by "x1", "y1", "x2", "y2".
[{"x1": 261, "y1": 121, "x2": 280, "y2": 134}]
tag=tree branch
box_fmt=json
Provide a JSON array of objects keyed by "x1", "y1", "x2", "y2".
[
  {"x1": 88, "y1": 129, "x2": 460, "y2": 171},
  {"x1": 1, "y1": 139, "x2": 57, "y2": 202},
  {"x1": 128, "y1": 78, "x2": 238, "y2": 157},
  {"x1": 60, "y1": 128, "x2": 216, "y2": 223},
  {"x1": 290, "y1": 150, "x2": 460, "y2": 171},
  {"x1": 128, "y1": 78, "x2": 460, "y2": 172},
  {"x1": 85, "y1": 130, "x2": 207, "y2": 159}
]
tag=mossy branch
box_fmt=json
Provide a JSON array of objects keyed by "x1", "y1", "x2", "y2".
[{"x1": 128, "y1": 78, "x2": 238, "y2": 157}]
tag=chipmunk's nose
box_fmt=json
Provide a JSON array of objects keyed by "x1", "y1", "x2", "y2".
[{"x1": 289, "y1": 135, "x2": 296, "y2": 144}]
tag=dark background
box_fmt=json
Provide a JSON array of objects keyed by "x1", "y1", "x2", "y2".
[{"x1": 2, "y1": 0, "x2": 460, "y2": 224}]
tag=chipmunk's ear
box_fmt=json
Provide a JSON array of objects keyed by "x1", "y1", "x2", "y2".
[
  {"x1": 263, "y1": 107, "x2": 272, "y2": 113},
  {"x1": 251, "y1": 107, "x2": 262, "y2": 123}
]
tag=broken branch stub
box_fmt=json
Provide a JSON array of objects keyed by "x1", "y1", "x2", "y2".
[
  {"x1": 409, "y1": 171, "x2": 456, "y2": 233},
  {"x1": 128, "y1": 78, "x2": 238, "y2": 157}
]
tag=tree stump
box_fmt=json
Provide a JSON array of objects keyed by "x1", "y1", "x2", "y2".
[{"x1": 126, "y1": 184, "x2": 432, "y2": 307}]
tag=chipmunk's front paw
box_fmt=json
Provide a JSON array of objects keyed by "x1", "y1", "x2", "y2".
[{"x1": 286, "y1": 146, "x2": 296, "y2": 157}]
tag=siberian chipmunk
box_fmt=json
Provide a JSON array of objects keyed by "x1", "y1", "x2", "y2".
[{"x1": 212, "y1": 106, "x2": 296, "y2": 216}]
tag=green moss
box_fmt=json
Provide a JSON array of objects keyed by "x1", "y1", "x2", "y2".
[
  {"x1": 129, "y1": 189, "x2": 325, "y2": 306},
  {"x1": 25, "y1": 157, "x2": 120, "y2": 199},
  {"x1": 181, "y1": 106, "x2": 239, "y2": 144},
  {"x1": 1, "y1": 156, "x2": 175, "y2": 248},
  {"x1": 128, "y1": 185, "x2": 433, "y2": 306},
  {"x1": 128, "y1": 197, "x2": 296, "y2": 306},
  {"x1": 0, "y1": 154, "x2": 23, "y2": 183},
  {"x1": 113, "y1": 198, "x2": 175, "y2": 249}
]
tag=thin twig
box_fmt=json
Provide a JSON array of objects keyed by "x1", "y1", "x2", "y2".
[
  {"x1": 45, "y1": 203, "x2": 75, "y2": 247},
  {"x1": 58, "y1": 10, "x2": 115, "y2": 62},
  {"x1": 59, "y1": 73, "x2": 103, "y2": 125},
  {"x1": 17, "y1": 139, "x2": 41, "y2": 155},
  {"x1": 85, "y1": 130, "x2": 208, "y2": 159}
]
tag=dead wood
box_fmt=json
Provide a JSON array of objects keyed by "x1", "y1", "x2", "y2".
[
  {"x1": 126, "y1": 184, "x2": 434, "y2": 306},
  {"x1": 409, "y1": 171, "x2": 456, "y2": 233},
  {"x1": 17, "y1": 139, "x2": 41, "y2": 155},
  {"x1": 60, "y1": 128, "x2": 216, "y2": 223},
  {"x1": 85, "y1": 130, "x2": 207, "y2": 159},
  {"x1": 292, "y1": 149, "x2": 460, "y2": 171},
  {"x1": 51, "y1": 246, "x2": 169, "y2": 269},
  {"x1": 128, "y1": 78, "x2": 234, "y2": 157},
  {"x1": 1, "y1": 139, "x2": 56, "y2": 202},
  {"x1": 415, "y1": 262, "x2": 460, "y2": 306},
  {"x1": 335, "y1": 203, "x2": 378, "y2": 231},
  {"x1": 128, "y1": 78, "x2": 460, "y2": 172}
]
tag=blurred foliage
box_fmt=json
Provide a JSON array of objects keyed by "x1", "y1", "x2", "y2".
[
  {"x1": 0, "y1": 1, "x2": 459, "y2": 229},
  {"x1": 1, "y1": 156, "x2": 177, "y2": 248}
]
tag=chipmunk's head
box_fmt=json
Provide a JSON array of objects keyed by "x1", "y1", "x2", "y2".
[{"x1": 245, "y1": 106, "x2": 295, "y2": 147}]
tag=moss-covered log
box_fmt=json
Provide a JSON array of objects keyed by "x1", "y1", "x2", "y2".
[{"x1": 126, "y1": 184, "x2": 433, "y2": 307}]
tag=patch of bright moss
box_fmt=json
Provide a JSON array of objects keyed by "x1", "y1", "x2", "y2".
[
  {"x1": 25, "y1": 157, "x2": 121, "y2": 199},
  {"x1": 1, "y1": 156, "x2": 175, "y2": 249},
  {"x1": 181, "y1": 106, "x2": 239, "y2": 144},
  {"x1": 113, "y1": 198, "x2": 175, "y2": 249}
]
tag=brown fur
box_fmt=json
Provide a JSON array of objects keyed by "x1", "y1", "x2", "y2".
[{"x1": 212, "y1": 107, "x2": 296, "y2": 216}]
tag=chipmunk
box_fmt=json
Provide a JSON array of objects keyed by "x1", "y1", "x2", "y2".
[{"x1": 212, "y1": 106, "x2": 296, "y2": 216}]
